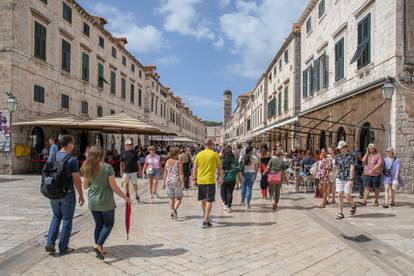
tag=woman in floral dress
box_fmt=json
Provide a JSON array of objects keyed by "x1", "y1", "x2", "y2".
[
  {"x1": 163, "y1": 147, "x2": 184, "y2": 219},
  {"x1": 316, "y1": 149, "x2": 332, "y2": 208}
]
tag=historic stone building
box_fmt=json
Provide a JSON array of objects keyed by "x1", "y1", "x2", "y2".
[
  {"x1": 223, "y1": 0, "x2": 414, "y2": 191},
  {"x1": 0, "y1": 0, "x2": 206, "y2": 174}
]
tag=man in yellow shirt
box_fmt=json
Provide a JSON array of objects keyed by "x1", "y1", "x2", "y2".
[{"x1": 193, "y1": 139, "x2": 223, "y2": 228}]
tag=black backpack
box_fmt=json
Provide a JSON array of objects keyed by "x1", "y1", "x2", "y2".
[{"x1": 41, "y1": 153, "x2": 73, "y2": 199}]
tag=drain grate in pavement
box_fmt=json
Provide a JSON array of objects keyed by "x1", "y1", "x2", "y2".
[
  {"x1": 0, "y1": 178, "x2": 23, "y2": 183},
  {"x1": 341, "y1": 234, "x2": 372, "y2": 243}
]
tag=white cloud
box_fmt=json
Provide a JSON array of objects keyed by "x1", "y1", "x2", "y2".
[
  {"x1": 218, "y1": 0, "x2": 232, "y2": 9},
  {"x1": 154, "y1": 55, "x2": 181, "y2": 66},
  {"x1": 92, "y1": 3, "x2": 163, "y2": 53},
  {"x1": 180, "y1": 94, "x2": 222, "y2": 109},
  {"x1": 218, "y1": 0, "x2": 307, "y2": 78},
  {"x1": 158, "y1": 0, "x2": 215, "y2": 40}
]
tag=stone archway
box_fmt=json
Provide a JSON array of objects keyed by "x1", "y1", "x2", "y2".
[
  {"x1": 336, "y1": 127, "x2": 346, "y2": 145},
  {"x1": 319, "y1": 130, "x2": 327, "y2": 150},
  {"x1": 359, "y1": 122, "x2": 373, "y2": 155}
]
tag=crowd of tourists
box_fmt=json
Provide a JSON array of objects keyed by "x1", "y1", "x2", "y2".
[{"x1": 41, "y1": 135, "x2": 402, "y2": 260}]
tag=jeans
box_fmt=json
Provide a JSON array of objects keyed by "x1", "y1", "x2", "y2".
[
  {"x1": 47, "y1": 192, "x2": 76, "y2": 252},
  {"x1": 91, "y1": 210, "x2": 115, "y2": 246},
  {"x1": 241, "y1": 172, "x2": 256, "y2": 205},
  {"x1": 220, "y1": 181, "x2": 236, "y2": 208}
]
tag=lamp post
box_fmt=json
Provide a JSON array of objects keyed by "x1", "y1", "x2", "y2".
[{"x1": 381, "y1": 78, "x2": 395, "y2": 147}]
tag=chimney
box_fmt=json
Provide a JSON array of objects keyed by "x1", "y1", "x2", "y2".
[
  {"x1": 91, "y1": 15, "x2": 108, "y2": 27},
  {"x1": 115, "y1": 37, "x2": 128, "y2": 47}
]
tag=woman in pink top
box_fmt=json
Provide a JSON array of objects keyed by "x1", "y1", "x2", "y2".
[
  {"x1": 142, "y1": 146, "x2": 161, "y2": 199},
  {"x1": 362, "y1": 143, "x2": 383, "y2": 206}
]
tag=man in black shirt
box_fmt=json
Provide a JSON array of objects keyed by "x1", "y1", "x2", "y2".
[{"x1": 120, "y1": 139, "x2": 140, "y2": 201}]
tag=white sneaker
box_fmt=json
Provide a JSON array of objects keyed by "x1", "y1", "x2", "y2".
[
  {"x1": 149, "y1": 193, "x2": 154, "y2": 199},
  {"x1": 225, "y1": 207, "x2": 231, "y2": 213}
]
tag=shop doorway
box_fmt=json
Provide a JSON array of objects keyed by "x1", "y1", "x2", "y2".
[
  {"x1": 359, "y1": 122, "x2": 373, "y2": 155},
  {"x1": 319, "y1": 130, "x2": 327, "y2": 150},
  {"x1": 79, "y1": 131, "x2": 88, "y2": 153},
  {"x1": 30, "y1": 127, "x2": 44, "y2": 153}
]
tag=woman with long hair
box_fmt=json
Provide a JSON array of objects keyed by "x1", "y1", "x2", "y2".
[
  {"x1": 221, "y1": 145, "x2": 241, "y2": 212},
  {"x1": 163, "y1": 147, "x2": 184, "y2": 219},
  {"x1": 81, "y1": 145, "x2": 131, "y2": 260},
  {"x1": 142, "y1": 146, "x2": 162, "y2": 199},
  {"x1": 316, "y1": 149, "x2": 332, "y2": 208},
  {"x1": 240, "y1": 146, "x2": 259, "y2": 209},
  {"x1": 258, "y1": 143, "x2": 271, "y2": 199}
]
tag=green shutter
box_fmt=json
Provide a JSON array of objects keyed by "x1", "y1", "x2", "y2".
[
  {"x1": 82, "y1": 52, "x2": 89, "y2": 81},
  {"x1": 34, "y1": 22, "x2": 46, "y2": 60},
  {"x1": 303, "y1": 70, "x2": 308, "y2": 98},
  {"x1": 98, "y1": 63, "x2": 104, "y2": 88},
  {"x1": 278, "y1": 93, "x2": 282, "y2": 115},
  {"x1": 284, "y1": 86, "x2": 288, "y2": 112}
]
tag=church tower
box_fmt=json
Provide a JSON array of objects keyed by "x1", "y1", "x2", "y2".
[{"x1": 223, "y1": 89, "x2": 232, "y2": 125}]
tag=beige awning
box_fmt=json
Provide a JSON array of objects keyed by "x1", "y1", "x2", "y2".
[
  {"x1": 13, "y1": 113, "x2": 87, "y2": 128},
  {"x1": 81, "y1": 113, "x2": 176, "y2": 135}
]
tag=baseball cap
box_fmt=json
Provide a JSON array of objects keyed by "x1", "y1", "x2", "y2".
[
  {"x1": 125, "y1": 139, "x2": 133, "y2": 145},
  {"x1": 337, "y1": 140, "x2": 348, "y2": 149}
]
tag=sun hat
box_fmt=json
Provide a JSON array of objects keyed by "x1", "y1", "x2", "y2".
[
  {"x1": 337, "y1": 140, "x2": 348, "y2": 149},
  {"x1": 125, "y1": 139, "x2": 133, "y2": 145}
]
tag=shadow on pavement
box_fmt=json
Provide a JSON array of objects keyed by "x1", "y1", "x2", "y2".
[
  {"x1": 280, "y1": 197, "x2": 306, "y2": 201},
  {"x1": 142, "y1": 201, "x2": 169, "y2": 205},
  {"x1": 341, "y1": 234, "x2": 372, "y2": 243},
  {"x1": 215, "y1": 221, "x2": 276, "y2": 228},
  {"x1": 394, "y1": 201, "x2": 414, "y2": 208},
  {"x1": 179, "y1": 215, "x2": 232, "y2": 221},
  {"x1": 352, "y1": 213, "x2": 396, "y2": 219},
  {"x1": 78, "y1": 244, "x2": 188, "y2": 264},
  {"x1": 278, "y1": 205, "x2": 319, "y2": 211}
]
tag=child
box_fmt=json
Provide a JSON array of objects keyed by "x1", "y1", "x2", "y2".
[{"x1": 163, "y1": 147, "x2": 184, "y2": 219}]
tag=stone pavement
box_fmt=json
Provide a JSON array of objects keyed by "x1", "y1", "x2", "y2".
[{"x1": 0, "y1": 175, "x2": 413, "y2": 275}]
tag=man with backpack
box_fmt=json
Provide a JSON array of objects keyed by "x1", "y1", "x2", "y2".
[{"x1": 44, "y1": 135, "x2": 84, "y2": 255}]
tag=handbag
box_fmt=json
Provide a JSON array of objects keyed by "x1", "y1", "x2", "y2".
[
  {"x1": 267, "y1": 172, "x2": 282, "y2": 185},
  {"x1": 146, "y1": 167, "x2": 154, "y2": 175}
]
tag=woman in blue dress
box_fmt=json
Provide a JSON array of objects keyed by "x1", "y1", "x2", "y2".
[{"x1": 382, "y1": 147, "x2": 403, "y2": 208}]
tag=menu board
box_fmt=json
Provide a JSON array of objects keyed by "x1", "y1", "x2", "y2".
[{"x1": 0, "y1": 110, "x2": 11, "y2": 152}]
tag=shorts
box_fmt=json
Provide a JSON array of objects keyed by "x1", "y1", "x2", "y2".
[
  {"x1": 364, "y1": 175, "x2": 381, "y2": 189},
  {"x1": 123, "y1": 172, "x2": 138, "y2": 185},
  {"x1": 336, "y1": 179, "x2": 353, "y2": 194},
  {"x1": 166, "y1": 184, "x2": 183, "y2": 198},
  {"x1": 148, "y1": 168, "x2": 162, "y2": 178},
  {"x1": 198, "y1": 184, "x2": 216, "y2": 202}
]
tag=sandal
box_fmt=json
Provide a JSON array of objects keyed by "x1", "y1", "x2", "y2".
[
  {"x1": 336, "y1": 213, "x2": 345, "y2": 219},
  {"x1": 350, "y1": 205, "x2": 357, "y2": 216},
  {"x1": 382, "y1": 204, "x2": 389, "y2": 208},
  {"x1": 390, "y1": 201, "x2": 395, "y2": 207},
  {"x1": 94, "y1": 247, "x2": 105, "y2": 260},
  {"x1": 319, "y1": 204, "x2": 326, "y2": 208}
]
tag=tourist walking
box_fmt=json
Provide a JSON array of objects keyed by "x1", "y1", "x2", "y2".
[
  {"x1": 258, "y1": 143, "x2": 271, "y2": 199},
  {"x1": 142, "y1": 146, "x2": 162, "y2": 199},
  {"x1": 193, "y1": 139, "x2": 223, "y2": 228},
  {"x1": 382, "y1": 147, "x2": 402, "y2": 208},
  {"x1": 120, "y1": 140, "x2": 140, "y2": 202},
  {"x1": 234, "y1": 144, "x2": 242, "y2": 189},
  {"x1": 81, "y1": 145, "x2": 131, "y2": 260},
  {"x1": 47, "y1": 137, "x2": 58, "y2": 162},
  {"x1": 291, "y1": 152, "x2": 302, "y2": 192},
  {"x1": 266, "y1": 150, "x2": 285, "y2": 210},
  {"x1": 316, "y1": 149, "x2": 332, "y2": 208},
  {"x1": 220, "y1": 145, "x2": 241, "y2": 213},
  {"x1": 240, "y1": 146, "x2": 259, "y2": 209},
  {"x1": 179, "y1": 147, "x2": 193, "y2": 190},
  {"x1": 163, "y1": 147, "x2": 184, "y2": 219},
  {"x1": 327, "y1": 147, "x2": 337, "y2": 204},
  {"x1": 335, "y1": 141, "x2": 357, "y2": 219},
  {"x1": 354, "y1": 151, "x2": 365, "y2": 199},
  {"x1": 362, "y1": 143, "x2": 383, "y2": 206},
  {"x1": 45, "y1": 135, "x2": 85, "y2": 255}
]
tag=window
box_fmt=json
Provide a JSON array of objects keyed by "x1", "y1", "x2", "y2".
[
  {"x1": 268, "y1": 72, "x2": 272, "y2": 82},
  {"x1": 335, "y1": 38, "x2": 345, "y2": 81},
  {"x1": 267, "y1": 98, "x2": 276, "y2": 118},
  {"x1": 110, "y1": 109, "x2": 115, "y2": 115},
  {"x1": 284, "y1": 86, "x2": 288, "y2": 112},
  {"x1": 40, "y1": 0, "x2": 47, "y2": 4},
  {"x1": 284, "y1": 49, "x2": 289, "y2": 63},
  {"x1": 122, "y1": 56, "x2": 126, "y2": 66},
  {"x1": 34, "y1": 21, "x2": 46, "y2": 60},
  {"x1": 273, "y1": 66, "x2": 277, "y2": 76},
  {"x1": 81, "y1": 101, "x2": 88, "y2": 114},
  {"x1": 34, "y1": 85, "x2": 45, "y2": 103},
  {"x1": 97, "y1": 106, "x2": 103, "y2": 117},
  {"x1": 111, "y1": 47, "x2": 117, "y2": 58},
  {"x1": 61, "y1": 94, "x2": 69, "y2": 109},
  {"x1": 62, "y1": 2, "x2": 72, "y2": 23},
  {"x1": 81, "y1": 52, "x2": 89, "y2": 81},
  {"x1": 138, "y1": 89, "x2": 142, "y2": 106},
  {"x1": 99, "y1": 36, "x2": 104, "y2": 48},
  {"x1": 278, "y1": 92, "x2": 282, "y2": 115},
  {"x1": 61, "y1": 39, "x2": 71, "y2": 73},
  {"x1": 351, "y1": 13, "x2": 371, "y2": 69},
  {"x1": 151, "y1": 94, "x2": 154, "y2": 112},
  {"x1": 306, "y1": 17, "x2": 312, "y2": 33},
  {"x1": 110, "y1": 71, "x2": 116, "y2": 94},
  {"x1": 318, "y1": 0, "x2": 325, "y2": 18},
  {"x1": 121, "y1": 78, "x2": 126, "y2": 99},
  {"x1": 131, "y1": 63, "x2": 135, "y2": 72},
  {"x1": 279, "y1": 59, "x2": 282, "y2": 71},
  {"x1": 98, "y1": 63, "x2": 104, "y2": 88},
  {"x1": 139, "y1": 70, "x2": 142, "y2": 79},
  {"x1": 130, "y1": 84, "x2": 135, "y2": 104},
  {"x1": 83, "y1": 22, "x2": 90, "y2": 37}
]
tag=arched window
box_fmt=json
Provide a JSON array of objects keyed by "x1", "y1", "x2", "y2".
[
  {"x1": 79, "y1": 132, "x2": 88, "y2": 153},
  {"x1": 30, "y1": 127, "x2": 44, "y2": 153},
  {"x1": 336, "y1": 127, "x2": 346, "y2": 145},
  {"x1": 306, "y1": 133, "x2": 313, "y2": 152},
  {"x1": 359, "y1": 122, "x2": 373, "y2": 155},
  {"x1": 319, "y1": 130, "x2": 327, "y2": 150}
]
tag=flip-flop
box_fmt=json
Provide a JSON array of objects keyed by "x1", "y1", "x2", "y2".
[
  {"x1": 336, "y1": 213, "x2": 345, "y2": 219},
  {"x1": 94, "y1": 248, "x2": 105, "y2": 260}
]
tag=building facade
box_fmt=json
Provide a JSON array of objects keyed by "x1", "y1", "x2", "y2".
[
  {"x1": 0, "y1": 0, "x2": 206, "y2": 174},
  {"x1": 223, "y1": 0, "x2": 414, "y2": 192}
]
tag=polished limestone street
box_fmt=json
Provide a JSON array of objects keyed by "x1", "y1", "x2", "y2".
[{"x1": 0, "y1": 175, "x2": 413, "y2": 276}]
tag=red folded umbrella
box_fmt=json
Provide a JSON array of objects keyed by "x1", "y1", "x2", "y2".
[{"x1": 124, "y1": 182, "x2": 131, "y2": 240}]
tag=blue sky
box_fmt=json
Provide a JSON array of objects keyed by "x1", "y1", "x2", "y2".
[{"x1": 77, "y1": 0, "x2": 308, "y2": 121}]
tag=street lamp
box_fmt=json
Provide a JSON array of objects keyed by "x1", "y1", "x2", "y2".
[
  {"x1": 381, "y1": 78, "x2": 395, "y2": 101},
  {"x1": 5, "y1": 92, "x2": 17, "y2": 112}
]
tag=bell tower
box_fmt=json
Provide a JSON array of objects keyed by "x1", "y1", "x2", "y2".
[{"x1": 223, "y1": 89, "x2": 232, "y2": 125}]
